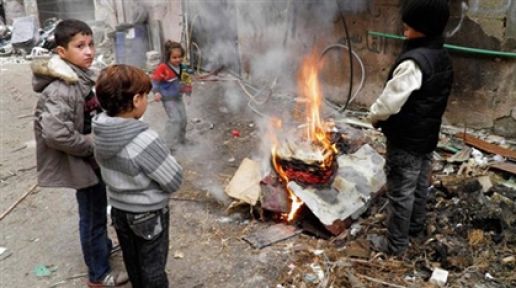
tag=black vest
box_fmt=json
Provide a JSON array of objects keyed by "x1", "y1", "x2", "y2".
[{"x1": 379, "y1": 36, "x2": 453, "y2": 154}]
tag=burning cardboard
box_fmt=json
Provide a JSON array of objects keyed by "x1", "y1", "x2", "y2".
[{"x1": 288, "y1": 144, "x2": 385, "y2": 234}]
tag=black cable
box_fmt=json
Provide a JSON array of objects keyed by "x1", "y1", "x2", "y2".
[{"x1": 335, "y1": 0, "x2": 353, "y2": 113}]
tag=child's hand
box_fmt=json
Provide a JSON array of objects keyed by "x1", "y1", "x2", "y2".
[{"x1": 154, "y1": 92, "x2": 162, "y2": 102}]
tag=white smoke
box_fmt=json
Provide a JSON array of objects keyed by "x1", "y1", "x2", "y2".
[{"x1": 183, "y1": 0, "x2": 369, "y2": 202}]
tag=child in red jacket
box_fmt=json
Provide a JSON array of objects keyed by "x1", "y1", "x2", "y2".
[{"x1": 151, "y1": 41, "x2": 192, "y2": 150}]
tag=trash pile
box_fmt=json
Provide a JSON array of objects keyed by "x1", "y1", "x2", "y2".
[
  {"x1": 224, "y1": 122, "x2": 387, "y2": 241},
  {"x1": 274, "y1": 122, "x2": 516, "y2": 287},
  {"x1": 0, "y1": 16, "x2": 114, "y2": 69},
  {"x1": 0, "y1": 16, "x2": 59, "y2": 58}
]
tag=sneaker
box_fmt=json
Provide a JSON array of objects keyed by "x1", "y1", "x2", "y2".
[
  {"x1": 369, "y1": 234, "x2": 390, "y2": 254},
  {"x1": 87, "y1": 271, "x2": 129, "y2": 287}
]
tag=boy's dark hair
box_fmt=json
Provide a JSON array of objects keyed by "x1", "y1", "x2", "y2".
[
  {"x1": 55, "y1": 19, "x2": 93, "y2": 48},
  {"x1": 162, "y1": 40, "x2": 185, "y2": 61},
  {"x1": 96, "y1": 65, "x2": 152, "y2": 116}
]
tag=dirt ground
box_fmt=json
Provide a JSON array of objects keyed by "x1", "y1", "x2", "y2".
[
  {"x1": 1, "y1": 60, "x2": 514, "y2": 288},
  {"x1": 0, "y1": 61, "x2": 294, "y2": 288}
]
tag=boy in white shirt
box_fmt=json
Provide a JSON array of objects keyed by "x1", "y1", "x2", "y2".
[{"x1": 369, "y1": 0, "x2": 453, "y2": 255}]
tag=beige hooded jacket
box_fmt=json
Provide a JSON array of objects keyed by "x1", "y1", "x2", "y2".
[{"x1": 32, "y1": 55, "x2": 98, "y2": 189}]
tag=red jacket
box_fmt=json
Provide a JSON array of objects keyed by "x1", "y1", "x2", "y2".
[{"x1": 151, "y1": 63, "x2": 178, "y2": 82}]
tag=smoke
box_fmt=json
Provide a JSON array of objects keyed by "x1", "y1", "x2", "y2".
[
  {"x1": 221, "y1": 81, "x2": 246, "y2": 113},
  {"x1": 184, "y1": 0, "x2": 369, "y2": 202},
  {"x1": 197, "y1": 179, "x2": 232, "y2": 205},
  {"x1": 188, "y1": 0, "x2": 365, "y2": 85},
  {"x1": 177, "y1": 138, "x2": 232, "y2": 205}
]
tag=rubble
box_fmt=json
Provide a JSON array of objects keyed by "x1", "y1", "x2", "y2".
[
  {"x1": 274, "y1": 123, "x2": 516, "y2": 287},
  {"x1": 456, "y1": 132, "x2": 516, "y2": 160}
]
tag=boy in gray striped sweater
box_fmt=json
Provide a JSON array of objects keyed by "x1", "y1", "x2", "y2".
[{"x1": 93, "y1": 64, "x2": 183, "y2": 287}]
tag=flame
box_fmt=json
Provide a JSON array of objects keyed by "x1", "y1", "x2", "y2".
[
  {"x1": 299, "y1": 53, "x2": 337, "y2": 163},
  {"x1": 271, "y1": 145, "x2": 302, "y2": 222},
  {"x1": 270, "y1": 119, "x2": 302, "y2": 222},
  {"x1": 270, "y1": 51, "x2": 338, "y2": 223}
]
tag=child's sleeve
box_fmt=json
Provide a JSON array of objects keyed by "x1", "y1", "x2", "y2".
[
  {"x1": 151, "y1": 64, "x2": 166, "y2": 92},
  {"x1": 134, "y1": 131, "x2": 183, "y2": 193},
  {"x1": 369, "y1": 60, "x2": 423, "y2": 124},
  {"x1": 40, "y1": 85, "x2": 94, "y2": 157}
]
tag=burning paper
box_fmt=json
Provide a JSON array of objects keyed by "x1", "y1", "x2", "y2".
[{"x1": 287, "y1": 144, "x2": 386, "y2": 228}]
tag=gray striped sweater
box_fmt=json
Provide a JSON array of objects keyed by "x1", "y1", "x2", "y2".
[{"x1": 92, "y1": 113, "x2": 182, "y2": 212}]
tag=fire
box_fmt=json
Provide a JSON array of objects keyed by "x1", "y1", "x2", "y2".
[
  {"x1": 271, "y1": 145, "x2": 303, "y2": 222},
  {"x1": 300, "y1": 53, "x2": 338, "y2": 167},
  {"x1": 270, "y1": 51, "x2": 338, "y2": 223}
]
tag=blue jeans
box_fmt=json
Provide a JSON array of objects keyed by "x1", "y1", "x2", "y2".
[
  {"x1": 111, "y1": 207, "x2": 169, "y2": 288},
  {"x1": 76, "y1": 178, "x2": 112, "y2": 282},
  {"x1": 385, "y1": 144, "x2": 432, "y2": 254}
]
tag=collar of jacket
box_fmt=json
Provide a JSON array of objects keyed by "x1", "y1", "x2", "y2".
[
  {"x1": 31, "y1": 55, "x2": 95, "y2": 96},
  {"x1": 31, "y1": 55, "x2": 95, "y2": 85},
  {"x1": 402, "y1": 36, "x2": 444, "y2": 52}
]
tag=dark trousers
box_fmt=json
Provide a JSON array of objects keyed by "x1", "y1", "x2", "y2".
[
  {"x1": 385, "y1": 144, "x2": 432, "y2": 254},
  {"x1": 111, "y1": 207, "x2": 170, "y2": 288},
  {"x1": 76, "y1": 180, "x2": 112, "y2": 282}
]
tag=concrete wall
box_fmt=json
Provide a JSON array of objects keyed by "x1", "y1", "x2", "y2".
[
  {"x1": 3, "y1": 0, "x2": 25, "y2": 24},
  {"x1": 93, "y1": 0, "x2": 182, "y2": 64},
  {"x1": 36, "y1": 0, "x2": 94, "y2": 24},
  {"x1": 201, "y1": 0, "x2": 515, "y2": 137}
]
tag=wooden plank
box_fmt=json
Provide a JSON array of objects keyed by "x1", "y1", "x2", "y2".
[
  {"x1": 489, "y1": 162, "x2": 516, "y2": 175},
  {"x1": 456, "y1": 132, "x2": 516, "y2": 160}
]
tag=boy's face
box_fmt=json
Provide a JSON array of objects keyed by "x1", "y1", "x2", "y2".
[
  {"x1": 57, "y1": 33, "x2": 95, "y2": 69},
  {"x1": 403, "y1": 23, "x2": 425, "y2": 39},
  {"x1": 169, "y1": 48, "x2": 183, "y2": 67}
]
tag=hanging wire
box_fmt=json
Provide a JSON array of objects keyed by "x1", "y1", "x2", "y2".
[{"x1": 335, "y1": 0, "x2": 354, "y2": 113}]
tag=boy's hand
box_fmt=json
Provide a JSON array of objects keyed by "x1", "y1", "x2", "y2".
[
  {"x1": 365, "y1": 113, "x2": 380, "y2": 129},
  {"x1": 154, "y1": 92, "x2": 162, "y2": 102}
]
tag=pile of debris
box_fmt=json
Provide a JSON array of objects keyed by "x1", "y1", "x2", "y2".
[
  {"x1": 273, "y1": 124, "x2": 515, "y2": 287},
  {"x1": 224, "y1": 122, "x2": 386, "y2": 240},
  {"x1": 221, "y1": 49, "x2": 515, "y2": 286}
]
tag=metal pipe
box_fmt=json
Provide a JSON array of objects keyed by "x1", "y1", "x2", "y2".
[{"x1": 368, "y1": 31, "x2": 516, "y2": 59}]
